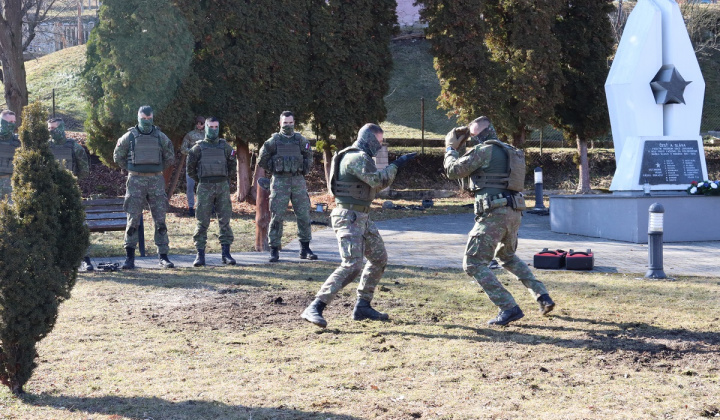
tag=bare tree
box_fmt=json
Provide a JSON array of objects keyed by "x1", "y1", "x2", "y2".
[
  {"x1": 0, "y1": 0, "x2": 59, "y2": 115},
  {"x1": 681, "y1": 2, "x2": 720, "y2": 58}
]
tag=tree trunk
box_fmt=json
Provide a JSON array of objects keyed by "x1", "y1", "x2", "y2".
[
  {"x1": 322, "y1": 147, "x2": 333, "y2": 193},
  {"x1": 254, "y1": 166, "x2": 270, "y2": 252},
  {"x1": 166, "y1": 152, "x2": 185, "y2": 200},
  {"x1": 235, "y1": 141, "x2": 251, "y2": 202},
  {"x1": 77, "y1": 1, "x2": 85, "y2": 45},
  {"x1": 576, "y1": 135, "x2": 591, "y2": 194},
  {"x1": 0, "y1": 1, "x2": 30, "y2": 118},
  {"x1": 511, "y1": 128, "x2": 526, "y2": 148}
]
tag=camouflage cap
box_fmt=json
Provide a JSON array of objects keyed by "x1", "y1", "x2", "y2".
[{"x1": 354, "y1": 123, "x2": 383, "y2": 157}]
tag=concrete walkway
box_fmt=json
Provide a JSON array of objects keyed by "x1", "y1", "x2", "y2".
[{"x1": 96, "y1": 212, "x2": 719, "y2": 278}]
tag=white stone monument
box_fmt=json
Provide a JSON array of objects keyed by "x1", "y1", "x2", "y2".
[{"x1": 605, "y1": 0, "x2": 706, "y2": 193}]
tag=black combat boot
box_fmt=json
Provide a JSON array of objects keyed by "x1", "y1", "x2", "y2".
[
  {"x1": 487, "y1": 305, "x2": 524, "y2": 326},
  {"x1": 188, "y1": 207, "x2": 195, "y2": 217},
  {"x1": 269, "y1": 247, "x2": 280, "y2": 263},
  {"x1": 537, "y1": 294, "x2": 555, "y2": 315},
  {"x1": 301, "y1": 298, "x2": 328, "y2": 328},
  {"x1": 299, "y1": 241, "x2": 318, "y2": 260},
  {"x1": 159, "y1": 254, "x2": 175, "y2": 268},
  {"x1": 121, "y1": 247, "x2": 135, "y2": 270},
  {"x1": 81, "y1": 256, "x2": 94, "y2": 272},
  {"x1": 221, "y1": 244, "x2": 236, "y2": 265},
  {"x1": 352, "y1": 298, "x2": 389, "y2": 321},
  {"x1": 194, "y1": 249, "x2": 206, "y2": 267}
]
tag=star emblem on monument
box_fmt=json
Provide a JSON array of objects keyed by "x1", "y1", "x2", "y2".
[{"x1": 650, "y1": 64, "x2": 691, "y2": 105}]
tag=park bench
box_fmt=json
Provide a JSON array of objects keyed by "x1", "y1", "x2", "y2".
[{"x1": 83, "y1": 198, "x2": 146, "y2": 257}]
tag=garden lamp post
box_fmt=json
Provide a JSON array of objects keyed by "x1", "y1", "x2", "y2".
[{"x1": 645, "y1": 203, "x2": 666, "y2": 279}]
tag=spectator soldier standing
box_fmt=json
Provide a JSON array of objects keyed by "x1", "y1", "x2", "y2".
[
  {"x1": 180, "y1": 116, "x2": 205, "y2": 217},
  {"x1": 186, "y1": 117, "x2": 237, "y2": 266},
  {"x1": 257, "y1": 111, "x2": 317, "y2": 262},
  {"x1": 48, "y1": 118, "x2": 92, "y2": 270},
  {"x1": 301, "y1": 124, "x2": 416, "y2": 328},
  {"x1": 444, "y1": 116, "x2": 555, "y2": 326},
  {"x1": 113, "y1": 105, "x2": 176, "y2": 269},
  {"x1": 0, "y1": 110, "x2": 19, "y2": 200}
]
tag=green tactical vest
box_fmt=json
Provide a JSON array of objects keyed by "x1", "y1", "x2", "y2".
[
  {"x1": 272, "y1": 134, "x2": 303, "y2": 175},
  {"x1": 198, "y1": 140, "x2": 228, "y2": 179},
  {"x1": 467, "y1": 140, "x2": 526, "y2": 195},
  {"x1": 0, "y1": 140, "x2": 20, "y2": 175},
  {"x1": 330, "y1": 147, "x2": 374, "y2": 207},
  {"x1": 127, "y1": 127, "x2": 163, "y2": 173},
  {"x1": 50, "y1": 141, "x2": 76, "y2": 174}
]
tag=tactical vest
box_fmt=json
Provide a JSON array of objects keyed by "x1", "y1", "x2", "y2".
[
  {"x1": 330, "y1": 147, "x2": 374, "y2": 207},
  {"x1": 272, "y1": 134, "x2": 303, "y2": 175},
  {"x1": 0, "y1": 141, "x2": 20, "y2": 175},
  {"x1": 128, "y1": 128, "x2": 163, "y2": 173},
  {"x1": 467, "y1": 140, "x2": 526, "y2": 193},
  {"x1": 50, "y1": 141, "x2": 76, "y2": 173},
  {"x1": 198, "y1": 140, "x2": 228, "y2": 178}
]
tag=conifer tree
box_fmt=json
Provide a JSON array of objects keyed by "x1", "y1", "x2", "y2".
[
  {"x1": 552, "y1": 0, "x2": 615, "y2": 193},
  {"x1": 81, "y1": 0, "x2": 194, "y2": 166},
  {"x1": 0, "y1": 102, "x2": 89, "y2": 395}
]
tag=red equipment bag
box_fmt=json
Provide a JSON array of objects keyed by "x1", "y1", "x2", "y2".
[
  {"x1": 533, "y1": 248, "x2": 567, "y2": 269},
  {"x1": 566, "y1": 249, "x2": 594, "y2": 270}
]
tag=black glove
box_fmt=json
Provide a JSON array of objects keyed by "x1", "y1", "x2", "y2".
[{"x1": 390, "y1": 152, "x2": 417, "y2": 170}]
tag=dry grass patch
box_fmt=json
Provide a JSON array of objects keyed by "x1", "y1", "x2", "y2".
[{"x1": 1, "y1": 265, "x2": 718, "y2": 419}]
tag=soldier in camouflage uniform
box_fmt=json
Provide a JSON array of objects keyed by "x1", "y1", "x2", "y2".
[
  {"x1": 301, "y1": 124, "x2": 416, "y2": 328},
  {"x1": 48, "y1": 118, "x2": 93, "y2": 271},
  {"x1": 0, "y1": 110, "x2": 19, "y2": 200},
  {"x1": 258, "y1": 111, "x2": 317, "y2": 262},
  {"x1": 181, "y1": 116, "x2": 205, "y2": 217},
  {"x1": 113, "y1": 106, "x2": 176, "y2": 269},
  {"x1": 444, "y1": 116, "x2": 555, "y2": 326},
  {"x1": 186, "y1": 117, "x2": 237, "y2": 266}
]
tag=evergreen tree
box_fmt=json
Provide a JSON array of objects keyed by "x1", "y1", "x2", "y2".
[
  {"x1": 420, "y1": 0, "x2": 565, "y2": 146},
  {"x1": 81, "y1": 0, "x2": 194, "y2": 166},
  {"x1": 552, "y1": 0, "x2": 615, "y2": 193},
  {"x1": 0, "y1": 102, "x2": 89, "y2": 395}
]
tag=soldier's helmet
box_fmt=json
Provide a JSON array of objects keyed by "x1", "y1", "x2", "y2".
[{"x1": 354, "y1": 124, "x2": 383, "y2": 157}]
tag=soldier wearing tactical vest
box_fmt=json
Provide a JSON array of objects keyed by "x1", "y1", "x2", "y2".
[
  {"x1": 444, "y1": 116, "x2": 555, "y2": 326},
  {"x1": 113, "y1": 105, "x2": 176, "y2": 269},
  {"x1": 0, "y1": 109, "x2": 20, "y2": 200},
  {"x1": 301, "y1": 123, "x2": 416, "y2": 328},
  {"x1": 48, "y1": 118, "x2": 93, "y2": 271},
  {"x1": 180, "y1": 116, "x2": 206, "y2": 217},
  {"x1": 257, "y1": 111, "x2": 317, "y2": 263},
  {"x1": 186, "y1": 117, "x2": 237, "y2": 267}
]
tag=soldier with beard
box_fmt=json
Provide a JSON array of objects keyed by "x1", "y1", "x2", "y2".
[{"x1": 301, "y1": 123, "x2": 416, "y2": 328}]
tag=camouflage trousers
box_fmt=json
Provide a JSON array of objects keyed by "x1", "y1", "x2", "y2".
[
  {"x1": 123, "y1": 174, "x2": 169, "y2": 254},
  {"x1": 0, "y1": 175, "x2": 11, "y2": 201},
  {"x1": 268, "y1": 174, "x2": 312, "y2": 247},
  {"x1": 463, "y1": 205, "x2": 548, "y2": 311},
  {"x1": 315, "y1": 208, "x2": 388, "y2": 304},
  {"x1": 193, "y1": 181, "x2": 233, "y2": 249}
]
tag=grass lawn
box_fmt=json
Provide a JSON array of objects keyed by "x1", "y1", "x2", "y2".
[{"x1": 0, "y1": 264, "x2": 718, "y2": 419}]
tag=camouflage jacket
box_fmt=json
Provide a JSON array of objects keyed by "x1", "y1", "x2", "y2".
[
  {"x1": 113, "y1": 125, "x2": 175, "y2": 171},
  {"x1": 181, "y1": 128, "x2": 205, "y2": 155},
  {"x1": 339, "y1": 149, "x2": 398, "y2": 191},
  {"x1": 444, "y1": 143, "x2": 494, "y2": 181},
  {"x1": 257, "y1": 132, "x2": 312, "y2": 176},
  {"x1": 186, "y1": 137, "x2": 236, "y2": 183},
  {"x1": 49, "y1": 137, "x2": 90, "y2": 178}
]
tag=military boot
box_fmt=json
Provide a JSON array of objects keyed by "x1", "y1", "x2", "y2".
[
  {"x1": 299, "y1": 241, "x2": 318, "y2": 260},
  {"x1": 121, "y1": 247, "x2": 135, "y2": 270},
  {"x1": 269, "y1": 247, "x2": 280, "y2": 263},
  {"x1": 487, "y1": 305, "x2": 524, "y2": 326},
  {"x1": 537, "y1": 294, "x2": 555, "y2": 315},
  {"x1": 193, "y1": 249, "x2": 206, "y2": 267},
  {"x1": 301, "y1": 298, "x2": 327, "y2": 328},
  {"x1": 221, "y1": 244, "x2": 236, "y2": 265},
  {"x1": 81, "y1": 256, "x2": 94, "y2": 272},
  {"x1": 159, "y1": 254, "x2": 175, "y2": 269},
  {"x1": 352, "y1": 298, "x2": 389, "y2": 321},
  {"x1": 188, "y1": 207, "x2": 195, "y2": 217}
]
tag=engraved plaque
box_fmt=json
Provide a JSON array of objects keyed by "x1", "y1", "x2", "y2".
[{"x1": 639, "y1": 140, "x2": 702, "y2": 185}]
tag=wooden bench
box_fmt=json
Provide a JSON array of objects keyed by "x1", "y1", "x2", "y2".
[{"x1": 83, "y1": 198, "x2": 146, "y2": 257}]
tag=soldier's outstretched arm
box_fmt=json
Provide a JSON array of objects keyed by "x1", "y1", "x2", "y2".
[
  {"x1": 346, "y1": 155, "x2": 398, "y2": 190},
  {"x1": 444, "y1": 146, "x2": 492, "y2": 180}
]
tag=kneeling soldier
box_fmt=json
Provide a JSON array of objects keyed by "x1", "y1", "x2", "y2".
[{"x1": 186, "y1": 117, "x2": 237, "y2": 266}]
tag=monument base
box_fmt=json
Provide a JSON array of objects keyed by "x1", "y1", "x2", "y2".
[{"x1": 550, "y1": 194, "x2": 720, "y2": 243}]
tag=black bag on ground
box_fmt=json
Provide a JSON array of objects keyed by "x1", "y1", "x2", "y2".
[
  {"x1": 566, "y1": 249, "x2": 594, "y2": 270},
  {"x1": 533, "y1": 248, "x2": 567, "y2": 269}
]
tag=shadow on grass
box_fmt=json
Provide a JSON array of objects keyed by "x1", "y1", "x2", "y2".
[{"x1": 23, "y1": 394, "x2": 361, "y2": 420}]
